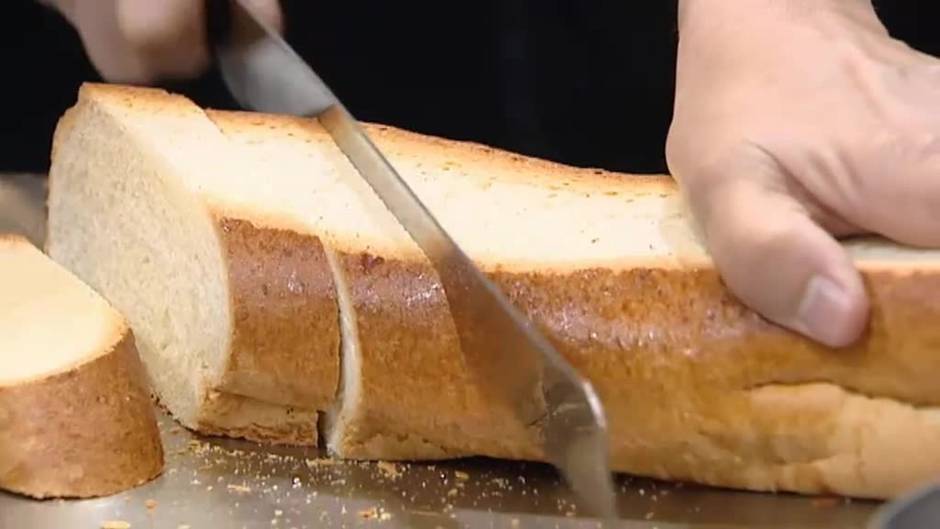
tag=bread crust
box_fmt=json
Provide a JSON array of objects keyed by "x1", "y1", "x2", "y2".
[
  {"x1": 494, "y1": 265, "x2": 940, "y2": 499},
  {"x1": 214, "y1": 217, "x2": 340, "y2": 410},
  {"x1": 0, "y1": 329, "x2": 164, "y2": 499},
  {"x1": 127, "y1": 214, "x2": 336, "y2": 447},
  {"x1": 328, "y1": 251, "x2": 534, "y2": 460},
  {"x1": 181, "y1": 217, "x2": 340, "y2": 446},
  {"x1": 330, "y1": 248, "x2": 940, "y2": 499}
]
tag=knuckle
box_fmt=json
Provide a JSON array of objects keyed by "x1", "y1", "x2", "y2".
[
  {"x1": 679, "y1": 141, "x2": 773, "y2": 195},
  {"x1": 866, "y1": 126, "x2": 940, "y2": 165}
]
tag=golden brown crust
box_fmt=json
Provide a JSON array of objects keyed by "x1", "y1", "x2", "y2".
[
  {"x1": 333, "y1": 251, "x2": 940, "y2": 498},
  {"x1": 0, "y1": 330, "x2": 163, "y2": 499},
  {"x1": 210, "y1": 108, "x2": 675, "y2": 192},
  {"x1": 78, "y1": 82, "x2": 199, "y2": 120},
  {"x1": 214, "y1": 217, "x2": 340, "y2": 410},
  {"x1": 491, "y1": 265, "x2": 940, "y2": 498},
  {"x1": 330, "y1": 250, "x2": 537, "y2": 461},
  {"x1": 495, "y1": 265, "x2": 940, "y2": 406},
  {"x1": 359, "y1": 121, "x2": 668, "y2": 188}
]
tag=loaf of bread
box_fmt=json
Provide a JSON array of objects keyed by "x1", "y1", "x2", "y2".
[
  {"x1": 0, "y1": 235, "x2": 163, "y2": 498},
  {"x1": 46, "y1": 83, "x2": 940, "y2": 500}
]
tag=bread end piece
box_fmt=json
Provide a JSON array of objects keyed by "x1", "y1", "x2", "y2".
[{"x1": 0, "y1": 236, "x2": 163, "y2": 499}]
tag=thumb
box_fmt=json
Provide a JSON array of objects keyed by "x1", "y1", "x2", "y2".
[{"x1": 684, "y1": 151, "x2": 870, "y2": 348}]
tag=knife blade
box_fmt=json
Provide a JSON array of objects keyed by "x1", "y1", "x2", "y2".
[
  {"x1": 869, "y1": 482, "x2": 940, "y2": 529},
  {"x1": 206, "y1": 0, "x2": 617, "y2": 519}
]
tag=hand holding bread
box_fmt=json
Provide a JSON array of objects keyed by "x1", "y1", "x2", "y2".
[{"x1": 669, "y1": 0, "x2": 940, "y2": 347}]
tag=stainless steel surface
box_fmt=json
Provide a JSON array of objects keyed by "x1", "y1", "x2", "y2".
[
  {"x1": 0, "y1": 407, "x2": 879, "y2": 529},
  {"x1": 0, "y1": 173, "x2": 46, "y2": 246},
  {"x1": 208, "y1": 0, "x2": 616, "y2": 517},
  {"x1": 869, "y1": 482, "x2": 940, "y2": 529},
  {"x1": 0, "y1": 174, "x2": 885, "y2": 527}
]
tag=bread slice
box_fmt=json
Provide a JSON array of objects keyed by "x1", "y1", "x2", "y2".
[
  {"x1": 0, "y1": 235, "x2": 163, "y2": 498},
  {"x1": 47, "y1": 83, "x2": 940, "y2": 500},
  {"x1": 46, "y1": 84, "x2": 340, "y2": 446}
]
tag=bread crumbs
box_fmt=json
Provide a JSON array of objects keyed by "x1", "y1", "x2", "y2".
[
  {"x1": 101, "y1": 522, "x2": 131, "y2": 529},
  {"x1": 144, "y1": 499, "x2": 157, "y2": 510},
  {"x1": 376, "y1": 461, "x2": 402, "y2": 480},
  {"x1": 305, "y1": 458, "x2": 337, "y2": 468}
]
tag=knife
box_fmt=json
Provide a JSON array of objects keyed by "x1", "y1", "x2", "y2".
[
  {"x1": 205, "y1": 0, "x2": 617, "y2": 519},
  {"x1": 869, "y1": 482, "x2": 940, "y2": 529}
]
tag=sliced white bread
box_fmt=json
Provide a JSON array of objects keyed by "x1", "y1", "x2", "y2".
[
  {"x1": 47, "y1": 83, "x2": 940, "y2": 500},
  {"x1": 0, "y1": 235, "x2": 163, "y2": 498},
  {"x1": 46, "y1": 84, "x2": 339, "y2": 446}
]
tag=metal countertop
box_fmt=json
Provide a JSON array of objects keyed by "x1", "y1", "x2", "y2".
[{"x1": 0, "y1": 410, "x2": 878, "y2": 529}]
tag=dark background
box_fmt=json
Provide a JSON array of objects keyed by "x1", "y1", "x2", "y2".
[{"x1": 1, "y1": 1, "x2": 938, "y2": 175}]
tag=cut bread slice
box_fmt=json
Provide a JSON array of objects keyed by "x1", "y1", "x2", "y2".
[
  {"x1": 46, "y1": 84, "x2": 340, "y2": 446},
  {"x1": 0, "y1": 235, "x2": 163, "y2": 498},
  {"x1": 46, "y1": 83, "x2": 940, "y2": 500}
]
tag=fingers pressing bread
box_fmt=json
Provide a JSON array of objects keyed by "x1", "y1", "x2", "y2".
[
  {"x1": 678, "y1": 146, "x2": 870, "y2": 348},
  {"x1": 670, "y1": 0, "x2": 940, "y2": 347}
]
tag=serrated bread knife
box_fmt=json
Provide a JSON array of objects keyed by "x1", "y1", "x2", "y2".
[{"x1": 206, "y1": 0, "x2": 617, "y2": 520}]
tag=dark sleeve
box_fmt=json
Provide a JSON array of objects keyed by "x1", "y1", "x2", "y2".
[{"x1": 3, "y1": 0, "x2": 938, "y2": 175}]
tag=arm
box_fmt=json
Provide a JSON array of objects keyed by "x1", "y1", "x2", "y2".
[{"x1": 668, "y1": 0, "x2": 940, "y2": 346}]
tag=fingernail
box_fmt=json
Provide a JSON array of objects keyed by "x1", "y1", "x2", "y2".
[{"x1": 795, "y1": 276, "x2": 862, "y2": 348}]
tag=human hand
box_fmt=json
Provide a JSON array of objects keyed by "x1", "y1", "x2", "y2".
[
  {"x1": 667, "y1": 0, "x2": 940, "y2": 347},
  {"x1": 43, "y1": 0, "x2": 283, "y2": 84}
]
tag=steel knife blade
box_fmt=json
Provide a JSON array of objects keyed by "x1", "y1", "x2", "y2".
[
  {"x1": 206, "y1": 0, "x2": 617, "y2": 519},
  {"x1": 869, "y1": 482, "x2": 940, "y2": 529}
]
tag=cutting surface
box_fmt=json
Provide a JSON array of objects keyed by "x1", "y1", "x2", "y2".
[
  {"x1": 0, "y1": 409, "x2": 878, "y2": 529},
  {"x1": 0, "y1": 173, "x2": 882, "y2": 528}
]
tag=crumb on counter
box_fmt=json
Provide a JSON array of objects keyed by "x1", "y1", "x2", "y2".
[{"x1": 376, "y1": 461, "x2": 402, "y2": 480}]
